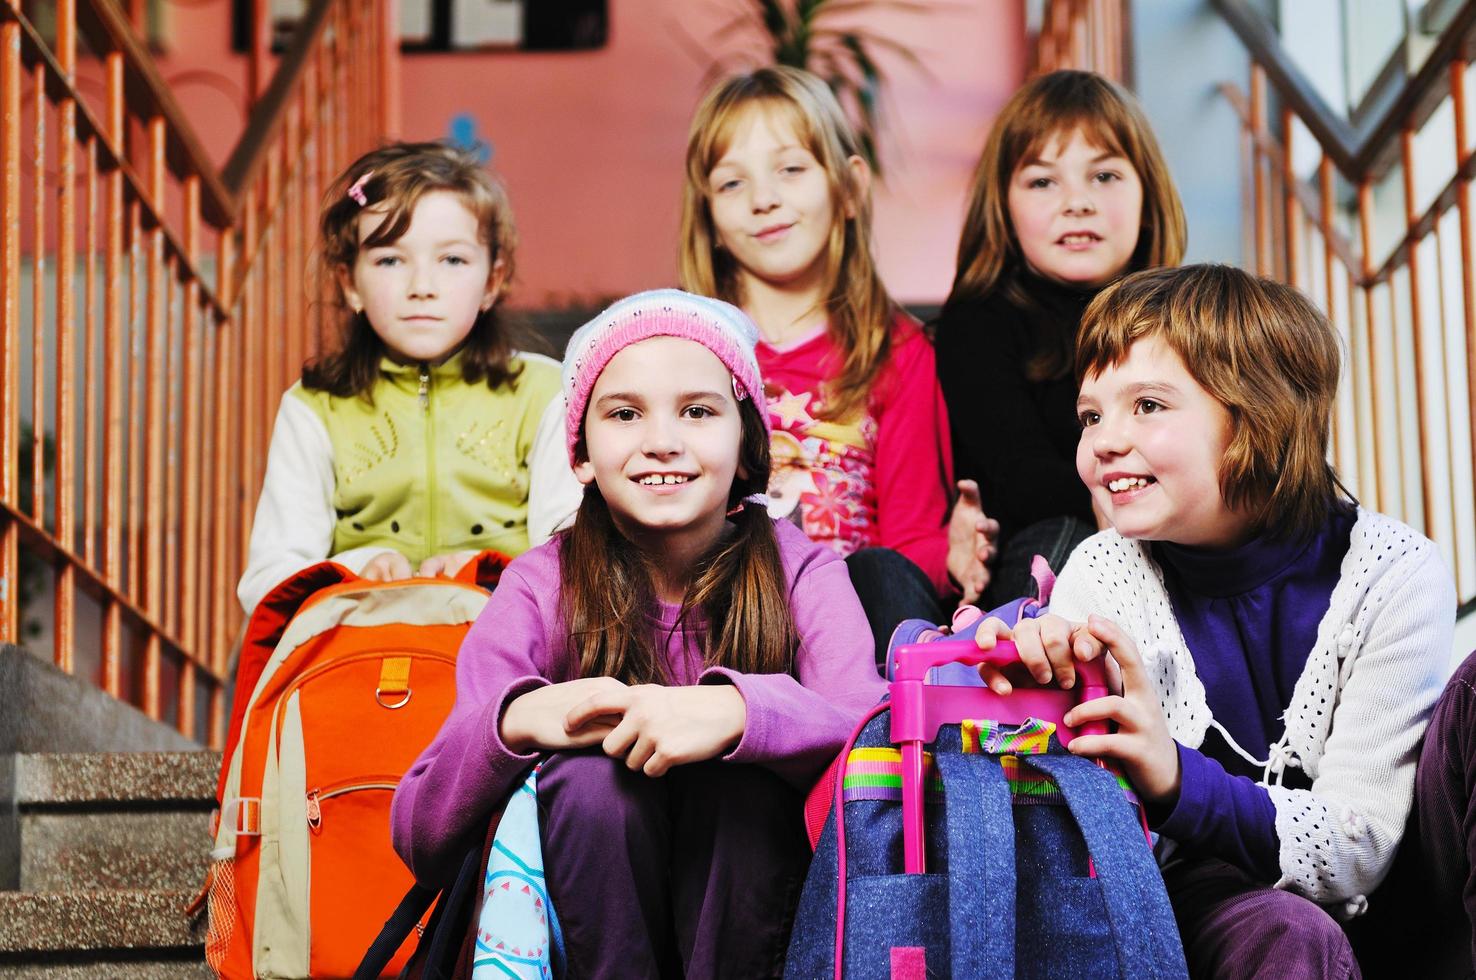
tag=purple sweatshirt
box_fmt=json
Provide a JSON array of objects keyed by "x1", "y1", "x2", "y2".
[
  {"x1": 391, "y1": 517, "x2": 887, "y2": 884},
  {"x1": 1151, "y1": 505, "x2": 1355, "y2": 878}
]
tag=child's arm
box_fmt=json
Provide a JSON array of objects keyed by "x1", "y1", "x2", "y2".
[
  {"x1": 1045, "y1": 530, "x2": 1456, "y2": 902},
  {"x1": 390, "y1": 555, "x2": 567, "y2": 885},
  {"x1": 871, "y1": 326, "x2": 957, "y2": 596},
  {"x1": 1261, "y1": 540, "x2": 1453, "y2": 902},
  {"x1": 979, "y1": 610, "x2": 1282, "y2": 876},
  {"x1": 562, "y1": 684, "x2": 748, "y2": 776},
  {"x1": 694, "y1": 531, "x2": 888, "y2": 786}
]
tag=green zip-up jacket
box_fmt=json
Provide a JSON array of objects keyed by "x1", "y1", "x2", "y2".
[{"x1": 238, "y1": 351, "x2": 562, "y2": 613}]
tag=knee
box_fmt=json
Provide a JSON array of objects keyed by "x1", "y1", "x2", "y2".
[
  {"x1": 536, "y1": 751, "x2": 660, "y2": 841},
  {"x1": 1252, "y1": 891, "x2": 1352, "y2": 961}
]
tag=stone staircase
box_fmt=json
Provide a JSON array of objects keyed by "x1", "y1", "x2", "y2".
[{"x1": 0, "y1": 646, "x2": 219, "y2": 977}]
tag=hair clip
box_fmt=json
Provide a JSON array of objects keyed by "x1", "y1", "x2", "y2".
[
  {"x1": 732, "y1": 375, "x2": 748, "y2": 402},
  {"x1": 347, "y1": 171, "x2": 373, "y2": 207}
]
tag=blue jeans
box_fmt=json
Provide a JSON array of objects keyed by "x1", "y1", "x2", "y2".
[{"x1": 845, "y1": 547, "x2": 944, "y2": 668}]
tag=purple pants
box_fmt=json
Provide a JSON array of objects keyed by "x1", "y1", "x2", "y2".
[
  {"x1": 1170, "y1": 649, "x2": 1476, "y2": 980},
  {"x1": 535, "y1": 750, "x2": 810, "y2": 980}
]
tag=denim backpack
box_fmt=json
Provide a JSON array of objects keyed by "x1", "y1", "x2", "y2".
[{"x1": 784, "y1": 592, "x2": 1189, "y2": 979}]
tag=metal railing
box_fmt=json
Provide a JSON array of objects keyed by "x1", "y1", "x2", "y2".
[
  {"x1": 1, "y1": 0, "x2": 399, "y2": 746},
  {"x1": 1033, "y1": 0, "x2": 1129, "y2": 83},
  {"x1": 1215, "y1": 0, "x2": 1476, "y2": 607}
]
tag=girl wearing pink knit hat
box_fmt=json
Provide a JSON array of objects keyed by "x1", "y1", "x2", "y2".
[{"x1": 393, "y1": 289, "x2": 886, "y2": 977}]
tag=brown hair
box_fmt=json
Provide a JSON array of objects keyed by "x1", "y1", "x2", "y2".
[
  {"x1": 304, "y1": 141, "x2": 536, "y2": 398},
  {"x1": 558, "y1": 397, "x2": 797, "y2": 683},
  {"x1": 945, "y1": 70, "x2": 1187, "y2": 381},
  {"x1": 679, "y1": 66, "x2": 897, "y2": 422},
  {"x1": 1076, "y1": 264, "x2": 1353, "y2": 539}
]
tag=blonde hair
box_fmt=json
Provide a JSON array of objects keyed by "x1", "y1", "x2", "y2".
[
  {"x1": 1077, "y1": 265, "x2": 1352, "y2": 539},
  {"x1": 306, "y1": 141, "x2": 529, "y2": 398},
  {"x1": 947, "y1": 71, "x2": 1186, "y2": 379},
  {"x1": 679, "y1": 66, "x2": 895, "y2": 422}
]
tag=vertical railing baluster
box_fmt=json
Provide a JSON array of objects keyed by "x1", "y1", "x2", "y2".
[
  {"x1": 54, "y1": 0, "x2": 79, "y2": 673},
  {"x1": 1400, "y1": 128, "x2": 1434, "y2": 537},
  {"x1": 213, "y1": 229, "x2": 234, "y2": 680},
  {"x1": 126, "y1": 199, "x2": 142, "y2": 604},
  {"x1": 1453, "y1": 59, "x2": 1476, "y2": 552},
  {"x1": 31, "y1": 65, "x2": 47, "y2": 531},
  {"x1": 1250, "y1": 65, "x2": 1271, "y2": 277},
  {"x1": 381, "y1": 0, "x2": 400, "y2": 136},
  {"x1": 0, "y1": 21, "x2": 19, "y2": 643},
  {"x1": 83, "y1": 137, "x2": 98, "y2": 572},
  {"x1": 181, "y1": 177, "x2": 201, "y2": 661},
  {"x1": 143, "y1": 117, "x2": 166, "y2": 721},
  {"x1": 161, "y1": 260, "x2": 177, "y2": 641},
  {"x1": 102, "y1": 53, "x2": 124, "y2": 698},
  {"x1": 1357, "y1": 181, "x2": 1384, "y2": 512},
  {"x1": 1318, "y1": 158, "x2": 1345, "y2": 469},
  {"x1": 1282, "y1": 108, "x2": 1300, "y2": 287}
]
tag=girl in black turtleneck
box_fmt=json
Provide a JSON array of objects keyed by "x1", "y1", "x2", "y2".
[{"x1": 934, "y1": 70, "x2": 1187, "y2": 605}]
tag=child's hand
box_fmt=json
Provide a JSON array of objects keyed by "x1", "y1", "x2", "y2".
[
  {"x1": 565, "y1": 684, "x2": 747, "y2": 777},
  {"x1": 361, "y1": 551, "x2": 413, "y2": 582},
  {"x1": 417, "y1": 550, "x2": 480, "y2": 579},
  {"x1": 975, "y1": 613, "x2": 1100, "y2": 695},
  {"x1": 1062, "y1": 615, "x2": 1181, "y2": 806},
  {"x1": 500, "y1": 677, "x2": 629, "y2": 753},
  {"x1": 947, "y1": 480, "x2": 1000, "y2": 605}
]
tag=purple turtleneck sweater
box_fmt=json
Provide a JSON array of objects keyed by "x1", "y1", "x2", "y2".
[{"x1": 1149, "y1": 505, "x2": 1355, "y2": 880}]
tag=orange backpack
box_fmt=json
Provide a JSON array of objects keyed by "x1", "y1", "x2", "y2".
[{"x1": 203, "y1": 555, "x2": 505, "y2": 979}]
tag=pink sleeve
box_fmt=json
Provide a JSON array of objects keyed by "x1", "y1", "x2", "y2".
[{"x1": 872, "y1": 323, "x2": 956, "y2": 596}]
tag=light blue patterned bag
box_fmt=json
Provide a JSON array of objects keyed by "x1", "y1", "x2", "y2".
[{"x1": 472, "y1": 767, "x2": 562, "y2": 980}]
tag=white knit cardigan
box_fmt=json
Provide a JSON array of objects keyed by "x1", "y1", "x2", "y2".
[{"x1": 1048, "y1": 508, "x2": 1455, "y2": 912}]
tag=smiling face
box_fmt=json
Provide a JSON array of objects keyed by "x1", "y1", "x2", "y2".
[
  {"x1": 1008, "y1": 128, "x2": 1144, "y2": 289},
  {"x1": 706, "y1": 106, "x2": 852, "y2": 304},
  {"x1": 341, "y1": 189, "x2": 504, "y2": 364},
  {"x1": 574, "y1": 337, "x2": 746, "y2": 559},
  {"x1": 1075, "y1": 336, "x2": 1252, "y2": 548}
]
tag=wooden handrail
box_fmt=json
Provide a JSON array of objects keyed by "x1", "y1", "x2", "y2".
[
  {"x1": 70, "y1": 0, "x2": 236, "y2": 225},
  {"x1": 1214, "y1": 3, "x2": 1476, "y2": 608},
  {"x1": 222, "y1": 0, "x2": 336, "y2": 196},
  {"x1": 1, "y1": 0, "x2": 393, "y2": 746},
  {"x1": 1212, "y1": 0, "x2": 1476, "y2": 181}
]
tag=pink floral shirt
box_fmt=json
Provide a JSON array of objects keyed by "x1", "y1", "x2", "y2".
[{"x1": 757, "y1": 314, "x2": 955, "y2": 595}]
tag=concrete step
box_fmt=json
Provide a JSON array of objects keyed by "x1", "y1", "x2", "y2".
[
  {"x1": 2, "y1": 752, "x2": 221, "y2": 892},
  {"x1": 0, "y1": 889, "x2": 207, "y2": 975}
]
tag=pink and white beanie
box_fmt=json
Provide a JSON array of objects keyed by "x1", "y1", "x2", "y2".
[{"x1": 562, "y1": 288, "x2": 768, "y2": 464}]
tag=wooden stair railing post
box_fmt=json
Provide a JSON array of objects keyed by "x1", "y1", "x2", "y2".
[{"x1": 0, "y1": 17, "x2": 19, "y2": 645}]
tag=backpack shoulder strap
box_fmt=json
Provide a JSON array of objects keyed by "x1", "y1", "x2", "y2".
[{"x1": 1026, "y1": 753, "x2": 1188, "y2": 979}]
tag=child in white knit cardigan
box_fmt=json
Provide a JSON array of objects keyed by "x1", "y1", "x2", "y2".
[{"x1": 973, "y1": 265, "x2": 1461, "y2": 977}]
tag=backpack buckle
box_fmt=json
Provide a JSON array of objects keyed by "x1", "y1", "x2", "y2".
[{"x1": 232, "y1": 797, "x2": 262, "y2": 836}]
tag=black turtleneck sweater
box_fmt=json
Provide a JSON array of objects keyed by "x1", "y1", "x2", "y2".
[{"x1": 933, "y1": 274, "x2": 1098, "y2": 540}]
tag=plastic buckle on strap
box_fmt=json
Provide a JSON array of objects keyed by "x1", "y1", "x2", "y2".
[{"x1": 233, "y1": 797, "x2": 262, "y2": 836}]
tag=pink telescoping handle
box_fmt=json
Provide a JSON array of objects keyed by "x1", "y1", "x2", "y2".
[{"x1": 891, "y1": 638, "x2": 1111, "y2": 874}]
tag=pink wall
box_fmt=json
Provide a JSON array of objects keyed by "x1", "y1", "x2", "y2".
[
  {"x1": 152, "y1": 1, "x2": 1027, "y2": 307},
  {"x1": 397, "y1": 3, "x2": 1026, "y2": 307}
]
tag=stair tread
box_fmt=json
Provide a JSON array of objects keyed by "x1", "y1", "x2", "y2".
[
  {"x1": 0, "y1": 889, "x2": 206, "y2": 953},
  {"x1": 12, "y1": 752, "x2": 221, "y2": 805}
]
